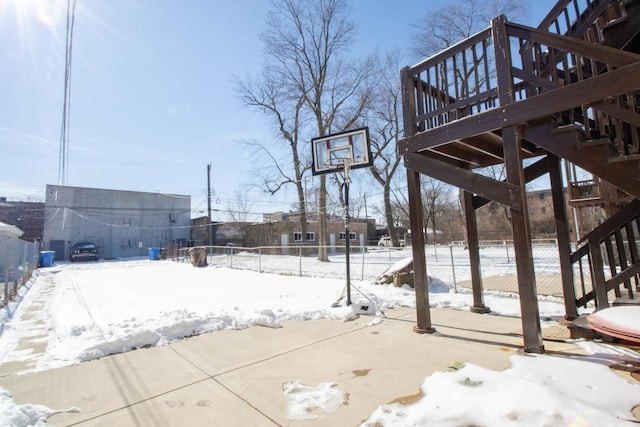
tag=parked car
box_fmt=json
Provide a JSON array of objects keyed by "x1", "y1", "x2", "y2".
[
  {"x1": 378, "y1": 236, "x2": 405, "y2": 247},
  {"x1": 70, "y1": 242, "x2": 99, "y2": 262}
]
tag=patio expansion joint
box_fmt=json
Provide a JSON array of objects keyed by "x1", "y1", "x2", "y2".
[{"x1": 162, "y1": 322, "x2": 376, "y2": 426}]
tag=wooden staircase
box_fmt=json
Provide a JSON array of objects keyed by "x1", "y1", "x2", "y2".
[
  {"x1": 570, "y1": 199, "x2": 640, "y2": 310},
  {"x1": 400, "y1": 0, "x2": 640, "y2": 350}
]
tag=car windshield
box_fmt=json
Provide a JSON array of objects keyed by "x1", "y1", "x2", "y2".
[{"x1": 74, "y1": 243, "x2": 95, "y2": 249}]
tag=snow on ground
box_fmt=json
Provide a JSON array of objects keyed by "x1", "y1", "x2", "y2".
[{"x1": 0, "y1": 255, "x2": 639, "y2": 426}]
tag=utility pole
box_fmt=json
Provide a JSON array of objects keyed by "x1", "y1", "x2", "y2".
[{"x1": 207, "y1": 164, "x2": 213, "y2": 246}]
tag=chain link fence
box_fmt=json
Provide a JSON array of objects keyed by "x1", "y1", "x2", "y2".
[
  {"x1": 176, "y1": 241, "x2": 566, "y2": 298},
  {"x1": 0, "y1": 236, "x2": 40, "y2": 306}
]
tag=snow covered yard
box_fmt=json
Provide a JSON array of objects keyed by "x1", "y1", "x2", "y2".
[{"x1": 0, "y1": 257, "x2": 638, "y2": 426}]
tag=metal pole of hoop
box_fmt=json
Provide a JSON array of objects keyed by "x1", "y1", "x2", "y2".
[{"x1": 343, "y1": 159, "x2": 353, "y2": 305}]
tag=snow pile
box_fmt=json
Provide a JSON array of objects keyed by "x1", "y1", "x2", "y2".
[
  {"x1": 361, "y1": 354, "x2": 640, "y2": 427},
  {"x1": 283, "y1": 381, "x2": 347, "y2": 420},
  {"x1": 0, "y1": 388, "x2": 78, "y2": 427}
]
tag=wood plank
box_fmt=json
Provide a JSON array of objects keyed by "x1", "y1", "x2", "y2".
[{"x1": 404, "y1": 152, "x2": 523, "y2": 211}]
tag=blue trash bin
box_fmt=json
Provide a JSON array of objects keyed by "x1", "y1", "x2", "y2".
[
  {"x1": 148, "y1": 247, "x2": 161, "y2": 261},
  {"x1": 40, "y1": 251, "x2": 55, "y2": 267}
]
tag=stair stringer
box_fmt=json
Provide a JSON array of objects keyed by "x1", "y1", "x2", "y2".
[{"x1": 522, "y1": 122, "x2": 640, "y2": 200}]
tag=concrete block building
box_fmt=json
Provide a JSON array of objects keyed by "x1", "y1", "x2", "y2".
[{"x1": 43, "y1": 185, "x2": 191, "y2": 260}]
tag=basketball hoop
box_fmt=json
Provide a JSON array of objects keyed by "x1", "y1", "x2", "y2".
[
  {"x1": 310, "y1": 129, "x2": 372, "y2": 306},
  {"x1": 311, "y1": 127, "x2": 372, "y2": 176}
]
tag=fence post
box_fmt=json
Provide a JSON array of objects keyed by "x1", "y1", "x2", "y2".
[
  {"x1": 229, "y1": 246, "x2": 233, "y2": 268},
  {"x1": 4, "y1": 241, "x2": 10, "y2": 303},
  {"x1": 299, "y1": 247, "x2": 302, "y2": 276},
  {"x1": 504, "y1": 239, "x2": 510, "y2": 263},
  {"x1": 259, "y1": 247, "x2": 262, "y2": 273},
  {"x1": 361, "y1": 246, "x2": 366, "y2": 281},
  {"x1": 450, "y1": 243, "x2": 457, "y2": 293}
]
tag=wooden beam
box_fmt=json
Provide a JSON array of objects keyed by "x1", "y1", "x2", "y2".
[
  {"x1": 473, "y1": 156, "x2": 549, "y2": 209},
  {"x1": 404, "y1": 153, "x2": 523, "y2": 211}
]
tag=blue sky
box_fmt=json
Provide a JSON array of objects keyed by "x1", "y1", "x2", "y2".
[{"x1": 1, "y1": 0, "x2": 555, "y2": 220}]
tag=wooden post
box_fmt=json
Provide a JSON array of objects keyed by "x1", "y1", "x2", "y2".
[
  {"x1": 493, "y1": 15, "x2": 544, "y2": 353},
  {"x1": 590, "y1": 236, "x2": 610, "y2": 309},
  {"x1": 401, "y1": 66, "x2": 435, "y2": 334},
  {"x1": 407, "y1": 169, "x2": 435, "y2": 334},
  {"x1": 548, "y1": 154, "x2": 578, "y2": 319},
  {"x1": 463, "y1": 191, "x2": 490, "y2": 313}
]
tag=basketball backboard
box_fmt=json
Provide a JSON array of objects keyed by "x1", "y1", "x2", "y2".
[{"x1": 311, "y1": 127, "x2": 372, "y2": 176}]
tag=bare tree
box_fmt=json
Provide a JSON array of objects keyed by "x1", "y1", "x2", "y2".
[
  {"x1": 225, "y1": 191, "x2": 253, "y2": 246},
  {"x1": 412, "y1": 0, "x2": 528, "y2": 59},
  {"x1": 236, "y1": 76, "x2": 311, "y2": 243},
  {"x1": 367, "y1": 53, "x2": 405, "y2": 247},
  {"x1": 390, "y1": 176, "x2": 455, "y2": 246},
  {"x1": 421, "y1": 176, "x2": 452, "y2": 245},
  {"x1": 239, "y1": 0, "x2": 376, "y2": 261}
]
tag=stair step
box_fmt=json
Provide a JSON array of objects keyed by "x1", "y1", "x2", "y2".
[
  {"x1": 609, "y1": 153, "x2": 640, "y2": 163},
  {"x1": 602, "y1": 16, "x2": 628, "y2": 31},
  {"x1": 613, "y1": 295, "x2": 640, "y2": 306},
  {"x1": 550, "y1": 124, "x2": 581, "y2": 135},
  {"x1": 580, "y1": 137, "x2": 614, "y2": 148},
  {"x1": 565, "y1": 315, "x2": 597, "y2": 340}
]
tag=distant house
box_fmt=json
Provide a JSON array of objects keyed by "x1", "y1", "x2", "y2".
[
  {"x1": 43, "y1": 185, "x2": 191, "y2": 260},
  {"x1": 250, "y1": 211, "x2": 376, "y2": 250},
  {"x1": 194, "y1": 211, "x2": 376, "y2": 251},
  {"x1": 0, "y1": 197, "x2": 44, "y2": 242}
]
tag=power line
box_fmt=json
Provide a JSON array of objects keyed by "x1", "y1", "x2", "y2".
[{"x1": 58, "y1": 0, "x2": 78, "y2": 185}]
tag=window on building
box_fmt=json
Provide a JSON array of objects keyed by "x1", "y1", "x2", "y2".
[
  {"x1": 294, "y1": 232, "x2": 314, "y2": 242},
  {"x1": 339, "y1": 232, "x2": 356, "y2": 241},
  {"x1": 539, "y1": 193, "x2": 545, "y2": 200},
  {"x1": 541, "y1": 207, "x2": 546, "y2": 214}
]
